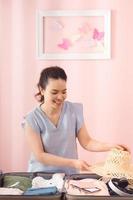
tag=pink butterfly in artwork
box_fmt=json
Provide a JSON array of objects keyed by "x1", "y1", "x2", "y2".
[
  {"x1": 58, "y1": 38, "x2": 72, "y2": 50},
  {"x1": 93, "y1": 28, "x2": 104, "y2": 41}
]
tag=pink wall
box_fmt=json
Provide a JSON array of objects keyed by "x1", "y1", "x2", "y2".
[{"x1": 0, "y1": 0, "x2": 133, "y2": 172}]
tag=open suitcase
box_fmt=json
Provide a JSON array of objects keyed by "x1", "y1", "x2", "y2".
[
  {"x1": 64, "y1": 173, "x2": 133, "y2": 200},
  {"x1": 0, "y1": 172, "x2": 133, "y2": 200},
  {"x1": 0, "y1": 171, "x2": 63, "y2": 200}
]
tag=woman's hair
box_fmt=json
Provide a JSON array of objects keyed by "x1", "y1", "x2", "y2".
[{"x1": 35, "y1": 66, "x2": 67, "y2": 103}]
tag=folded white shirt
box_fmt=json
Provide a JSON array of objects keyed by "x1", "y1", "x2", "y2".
[{"x1": 32, "y1": 173, "x2": 65, "y2": 192}]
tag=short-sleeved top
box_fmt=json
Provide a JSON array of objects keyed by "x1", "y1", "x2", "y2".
[{"x1": 23, "y1": 101, "x2": 84, "y2": 175}]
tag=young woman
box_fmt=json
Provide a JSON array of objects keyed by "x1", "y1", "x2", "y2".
[{"x1": 23, "y1": 66, "x2": 128, "y2": 174}]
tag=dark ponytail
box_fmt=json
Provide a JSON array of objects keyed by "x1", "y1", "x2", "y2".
[{"x1": 35, "y1": 66, "x2": 67, "y2": 103}]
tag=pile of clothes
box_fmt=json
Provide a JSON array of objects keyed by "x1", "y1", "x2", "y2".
[{"x1": 0, "y1": 173, "x2": 65, "y2": 195}]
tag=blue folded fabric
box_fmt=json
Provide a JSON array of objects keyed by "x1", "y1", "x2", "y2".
[{"x1": 23, "y1": 186, "x2": 58, "y2": 196}]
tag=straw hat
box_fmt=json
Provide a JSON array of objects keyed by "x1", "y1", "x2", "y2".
[{"x1": 90, "y1": 148, "x2": 133, "y2": 180}]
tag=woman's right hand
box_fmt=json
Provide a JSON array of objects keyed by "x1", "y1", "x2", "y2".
[{"x1": 73, "y1": 159, "x2": 91, "y2": 171}]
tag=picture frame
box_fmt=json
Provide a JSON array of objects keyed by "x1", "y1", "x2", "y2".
[{"x1": 36, "y1": 10, "x2": 111, "y2": 60}]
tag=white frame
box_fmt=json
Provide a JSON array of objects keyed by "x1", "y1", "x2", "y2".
[{"x1": 36, "y1": 10, "x2": 111, "y2": 60}]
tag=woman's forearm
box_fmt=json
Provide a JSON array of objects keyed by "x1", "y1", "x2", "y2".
[
  {"x1": 36, "y1": 152, "x2": 90, "y2": 171},
  {"x1": 36, "y1": 152, "x2": 75, "y2": 168},
  {"x1": 84, "y1": 139, "x2": 113, "y2": 152},
  {"x1": 85, "y1": 139, "x2": 129, "y2": 153}
]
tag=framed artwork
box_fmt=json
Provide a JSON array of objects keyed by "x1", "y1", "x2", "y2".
[{"x1": 36, "y1": 10, "x2": 111, "y2": 60}]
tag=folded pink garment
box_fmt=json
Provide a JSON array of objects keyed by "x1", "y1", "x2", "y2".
[{"x1": 65, "y1": 178, "x2": 110, "y2": 196}]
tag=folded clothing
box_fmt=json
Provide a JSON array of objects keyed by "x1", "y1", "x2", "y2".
[
  {"x1": 23, "y1": 186, "x2": 58, "y2": 196},
  {"x1": 3, "y1": 175, "x2": 32, "y2": 191},
  {"x1": 32, "y1": 173, "x2": 65, "y2": 192},
  {"x1": 65, "y1": 178, "x2": 110, "y2": 196},
  {"x1": 0, "y1": 187, "x2": 23, "y2": 195}
]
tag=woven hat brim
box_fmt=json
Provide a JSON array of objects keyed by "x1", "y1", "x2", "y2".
[{"x1": 90, "y1": 162, "x2": 133, "y2": 180}]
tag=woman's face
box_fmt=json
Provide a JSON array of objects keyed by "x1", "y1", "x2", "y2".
[{"x1": 42, "y1": 78, "x2": 67, "y2": 109}]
